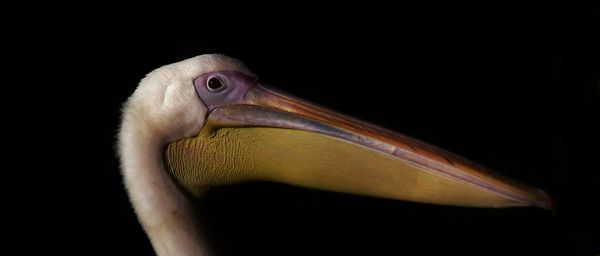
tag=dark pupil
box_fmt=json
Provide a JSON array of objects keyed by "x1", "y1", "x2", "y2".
[{"x1": 207, "y1": 78, "x2": 223, "y2": 90}]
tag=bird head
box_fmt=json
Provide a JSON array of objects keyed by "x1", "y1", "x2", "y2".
[{"x1": 119, "y1": 54, "x2": 551, "y2": 255}]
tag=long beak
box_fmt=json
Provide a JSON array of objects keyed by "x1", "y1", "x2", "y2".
[{"x1": 165, "y1": 83, "x2": 552, "y2": 209}]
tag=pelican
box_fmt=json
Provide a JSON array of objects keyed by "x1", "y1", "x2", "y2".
[{"x1": 118, "y1": 54, "x2": 552, "y2": 255}]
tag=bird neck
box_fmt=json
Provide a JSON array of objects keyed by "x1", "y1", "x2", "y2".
[{"x1": 119, "y1": 125, "x2": 210, "y2": 256}]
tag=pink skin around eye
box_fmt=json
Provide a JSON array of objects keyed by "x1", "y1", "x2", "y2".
[{"x1": 194, "y1": 71, "x2": 259, "y2": 111}]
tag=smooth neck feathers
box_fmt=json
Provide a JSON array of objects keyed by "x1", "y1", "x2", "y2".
[{"x1": 118, "y1": 54, "x2": 252, "y2": 255}]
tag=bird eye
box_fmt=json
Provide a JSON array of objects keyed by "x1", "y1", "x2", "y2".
[{"x1": 206, "y1": 76, "x2": 227, "y2": 92}]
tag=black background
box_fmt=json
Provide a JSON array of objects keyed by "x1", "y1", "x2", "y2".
[{"x1": 92, "y1": 2, "x2": 598, "y2": 256}]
